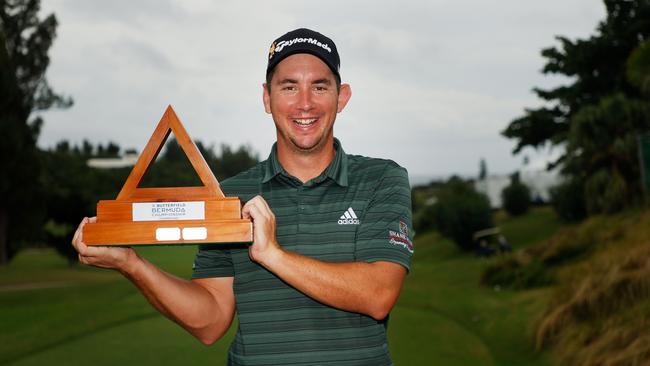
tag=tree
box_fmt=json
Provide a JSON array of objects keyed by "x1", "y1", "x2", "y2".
[
  {"x1": 627, "y1": 38, "x2": 650, "y2": 95},
  {"x1": 549, "y1": 178, "x2": 587, "y2": 222},
  {"x1": 503, "y1": 0, "x2": 650, "y2": 154},
  {"x1": 501, "y1": 172, "x2": 531, "y2": 216},
  {"x1": 478, "y1": 158, "x2": 487, "y2": 180},
  {"x1": 432, "y1": 177, "x2": 493, "y2": 251},
  {"x1": 212, "y1": 144, "x2": 259, "y2": 181},
  {"x1": 138, "y1": 138, "x2": 258, "y2": 188},
  {"x1": 568, "y1": 93, "x2": 649, "y2": 213},
  {"x1": 0, "y1": 0, "x2": 72, "y2": 264},
  {"x1": 41, "y1": 146, "x2": 128, "y2": 263},
  {"x1": 502, "y1": 0, "x2": 650, "y2": 215}
]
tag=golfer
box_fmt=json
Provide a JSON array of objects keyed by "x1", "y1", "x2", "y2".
[{"x1": 73, "y1": 28, "x2": 414, "y2": 365}]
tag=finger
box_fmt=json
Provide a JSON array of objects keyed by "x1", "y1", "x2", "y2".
[
  {"x1": 242, "y1": 201, "x2": 254, "y2": 219},
  {"x1": 245, "y1": 203, "x2": 264, "y2": 221},
  {"x1": 72, "y1": 223, "x2": 82, "y2": 246},
  {"x1": 79, "y1": 245, "x2": 105, "y2": 258},
  {"x1": 72, "y1": 217, "x2": 89, "y2": 252},
  {"x1": 243, "y1": 197, "x2": 265, "y2": 216},
  {"x1": 247, "y1": 196, "x2": 273, "y2": 220},
  {"x1": 75, "y1": 217, "x2": 99, "y2": 255},
  {"x1": 256, "y1": 196, "x2": 273, "y2": 212}
]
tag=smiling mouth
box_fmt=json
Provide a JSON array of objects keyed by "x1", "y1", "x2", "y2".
[{"x1": 293, "y1": 118, "x2": 317, "y2": 126}]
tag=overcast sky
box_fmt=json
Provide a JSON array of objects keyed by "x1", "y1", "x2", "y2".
[{"x1": 38, "y1": 0, "x2": 605, "y2": 183}]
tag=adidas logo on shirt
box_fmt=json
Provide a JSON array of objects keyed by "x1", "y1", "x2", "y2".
[{"x1": 338, "y1": 207, "x2": 360, "y2": 225}]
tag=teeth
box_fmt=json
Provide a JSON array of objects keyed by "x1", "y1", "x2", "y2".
[{"x1": 294, "y1": 118, "x2": 316, "y2": 125}]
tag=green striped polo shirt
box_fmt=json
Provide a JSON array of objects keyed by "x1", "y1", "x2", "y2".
[{"x1": 192, "y1": 138, "x2": 414, "y2": 366}]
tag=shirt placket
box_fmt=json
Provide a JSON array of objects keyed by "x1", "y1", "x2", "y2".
[{"x1": 297, "y1": 184, "x2": 305, "y2": 232}]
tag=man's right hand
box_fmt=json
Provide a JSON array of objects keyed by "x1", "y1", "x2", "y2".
[
  {"x1": 71, "y1": 217, "x2": 139, "y2": 274},
  {"x1": 70, "y1": 217, "x2": 236, "y2": 344}
]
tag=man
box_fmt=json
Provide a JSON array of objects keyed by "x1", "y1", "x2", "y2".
[{"x1": 73, "y1": 28, "x2": 414, "y2": 365}]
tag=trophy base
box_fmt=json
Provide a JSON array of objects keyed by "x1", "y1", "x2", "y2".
[{"x1": 83, "y1": 219, "x2": 253, "y2": 246}]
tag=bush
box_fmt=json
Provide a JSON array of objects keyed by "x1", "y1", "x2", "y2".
[
  {"x1": 550, "y1": 178, "x2": 587, "y2": 222},
  {"x1": 432, "y1": 177, "x2": 493, "y2": 250},
  {"x1": 413, "y1": 203, "x2": 436, "y2": 234},
  {"x1": 481, "y1": 252, "x2": 551, "y2": 289},
  {"x1": 584, "y1": 167, "x2": 629, "y2": 214},
  {"x1": 502, "y1": 177, "x2": 531, "y2": 216},
  {"x1": 480, "y1": 217, "x2": 598, "y2": 290}
]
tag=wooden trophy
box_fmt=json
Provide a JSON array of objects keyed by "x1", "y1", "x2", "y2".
[{"x1": 83, "y1": 106, "x2": 253, "y2": 246}]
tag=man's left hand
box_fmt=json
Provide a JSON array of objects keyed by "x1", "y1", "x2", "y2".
[{"x1": 242, "y1": 195, "x2": 282, "y2": 266}]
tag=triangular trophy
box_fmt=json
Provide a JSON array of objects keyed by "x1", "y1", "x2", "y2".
[{"x1": 83, "y1": 106, "x2": 252, "y2": 246}]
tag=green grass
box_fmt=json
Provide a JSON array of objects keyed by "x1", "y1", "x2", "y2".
[
  {"x1": 495, "y1": 206, "x2": 565, "y2": 249},
  {"x1": 0, "y1": 207, "x2": 562, "y2": 365},
  {"x1": 392, "y1": 230, "x2": 551, "y2": 365}
]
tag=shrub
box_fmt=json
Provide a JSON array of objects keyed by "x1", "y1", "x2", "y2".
[
  {"x1": 480, "y1": 217, "x2": 598, "y2": 290},
  {"x1": 413, "y1": 203, "x2": 436, "y2": 234},
  {"x1": 432, "y1": 177, "x2": 493, "y2": 250},
  {"x1": 481, "y1": 252, "x2": 551, "y2": 289},
  {"x1": 584, "y1": 167, "x2": 629, "y2": 214},
  {"x1": 502, "y1": 177, "x2": 531, "y2": 216},
  {"x1": 550, "y1": 178, "x2": 587, "y2": 222}
]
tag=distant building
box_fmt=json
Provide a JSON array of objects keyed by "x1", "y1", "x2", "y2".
[
  {"x1": 474, "y1": 170, "x2": 561, "y2": 208},
  {"x1": 87, "y1": 152, "x2": 139, "y2": 169},
  {"x1": 520, "y1": 169, "x2": 562, "y2": 203}
]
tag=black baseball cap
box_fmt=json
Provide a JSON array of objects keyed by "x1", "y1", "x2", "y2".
[{"x1": 266, "y1": 28, "x2": 340, "y2": 79}]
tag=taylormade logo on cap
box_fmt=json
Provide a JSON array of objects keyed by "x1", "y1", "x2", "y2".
[{"x1": 275, "y1": 37, "x2": 332, "y2": 54}]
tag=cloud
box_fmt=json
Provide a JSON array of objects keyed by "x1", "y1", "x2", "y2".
[{"x1": 38, "y1": 0, "x2": 606, "y2": 178}]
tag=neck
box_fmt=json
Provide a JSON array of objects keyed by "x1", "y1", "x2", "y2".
[{"x1": 276, "y1": 140, "x2": 336, "y2": 183}]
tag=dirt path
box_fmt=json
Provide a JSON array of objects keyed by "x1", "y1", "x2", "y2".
[{"x1": 0, "y1": 281, "x2": 77, "y2": 292}]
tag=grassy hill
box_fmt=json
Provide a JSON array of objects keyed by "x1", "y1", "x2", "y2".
[
  {"x1": 0, "y1": 207, "x2": 563, "y2": 365},
  {"x1": 484, "y1": 208, "x2": 650, "y2": 366}
]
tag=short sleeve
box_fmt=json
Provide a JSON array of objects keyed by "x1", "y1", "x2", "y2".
[
  {"x1": 191, "y1": 244, "x2": 235, "y2": 279},
  {"x1": 355, "y1": 164, "x2": 414, "y2": 271}
]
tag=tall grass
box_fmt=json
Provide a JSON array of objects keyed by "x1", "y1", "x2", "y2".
[
  {"x1": 537, "y1": 246, "x2": 650, "y2": 365},
  {"x1": 485, "y1": 208, "x2": 650, "y2": 365}
]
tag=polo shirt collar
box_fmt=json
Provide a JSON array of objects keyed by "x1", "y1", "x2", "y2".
[{"x1": 262, "y1": 138, "x2": 349, "y2": 187}]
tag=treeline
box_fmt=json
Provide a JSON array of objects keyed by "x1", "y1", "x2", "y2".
[
  {"x1": 0, "y1": 1, "x2": 259, "y2": 265},
  {"x1": 41, "y1": 139, "x2": 258, "y2": 263}
]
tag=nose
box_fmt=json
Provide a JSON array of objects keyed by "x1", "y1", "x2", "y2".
[{"x1": 296, "y1": 88, "x2": 314, "y2": 111}]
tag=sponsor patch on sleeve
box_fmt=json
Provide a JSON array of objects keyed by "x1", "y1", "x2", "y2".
[{"x1": 388, "y1": 220, "x2": 414, "y2": 253}]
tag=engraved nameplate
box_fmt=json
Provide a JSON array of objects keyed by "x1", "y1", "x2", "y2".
[{"x1": 133, "y1": 202, "x2": 205, "y2": 222}]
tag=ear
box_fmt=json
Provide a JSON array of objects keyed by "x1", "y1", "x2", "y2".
[
  {"x1": 262, "y1": 83, "x2": 271, "y2": 114},
  {"x1": 337, "y1": 84, "x2": 352, "y2": 113}
]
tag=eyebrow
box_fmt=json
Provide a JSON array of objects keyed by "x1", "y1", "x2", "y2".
[
  {"x1": 277, "y1": 78, "x2": 298, "y2": 85},
  {"x1": 312, "y1": 78, "x2": 331, "y2": 85},
  {"x1": 275, "y1": 78, "x2": 332, "y2": 85}
]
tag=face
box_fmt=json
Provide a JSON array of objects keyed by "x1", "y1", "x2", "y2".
[{"x1": 263, "y1": 53, "x2": 351, "y2": 156}]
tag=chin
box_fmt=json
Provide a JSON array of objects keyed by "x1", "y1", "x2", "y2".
[{"x1": 291, "y1": 139, "x2": 324, "y2": 153}]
